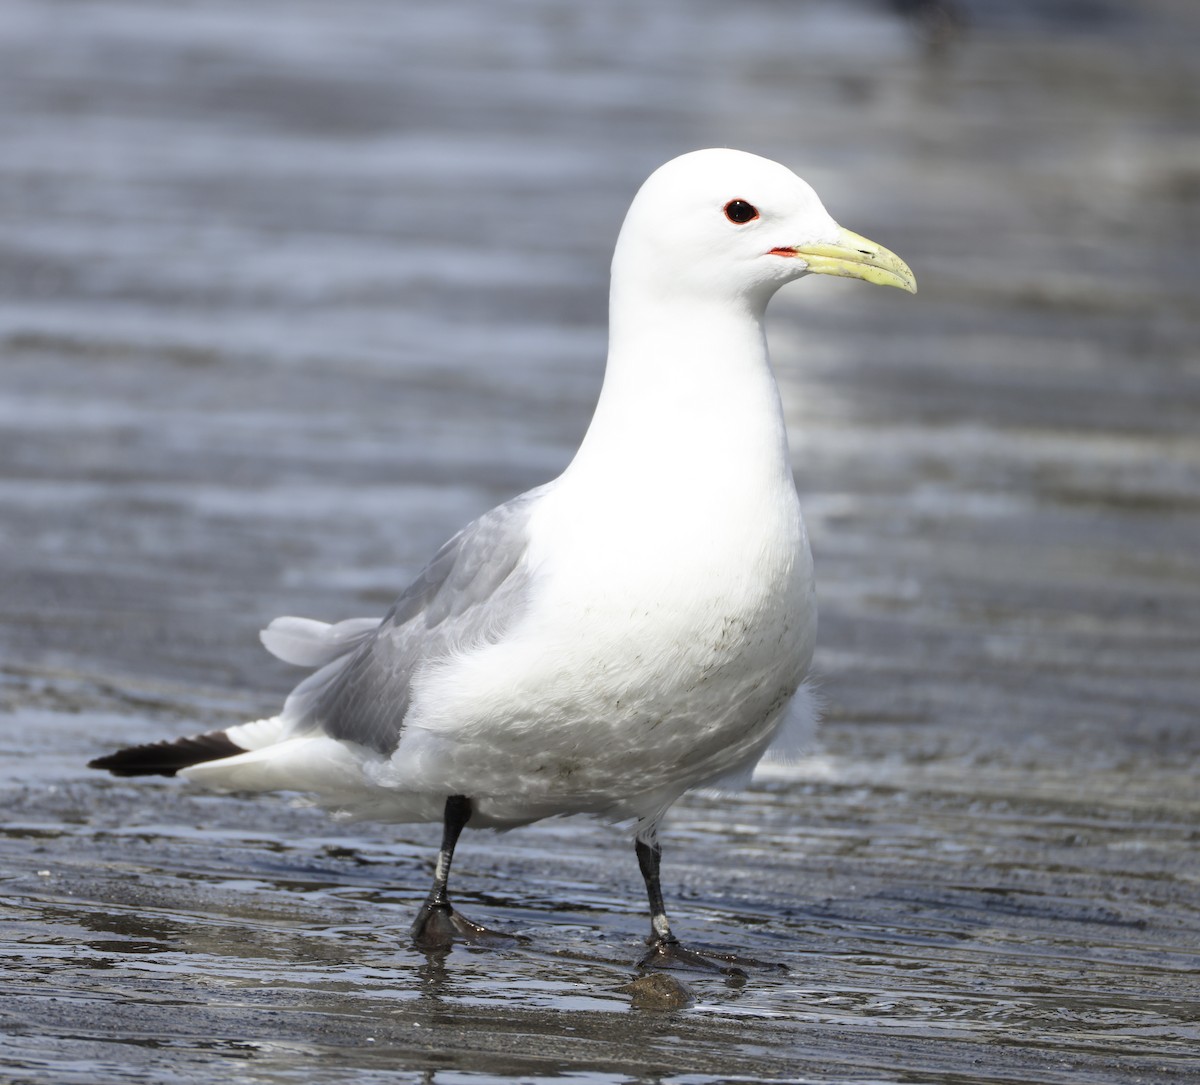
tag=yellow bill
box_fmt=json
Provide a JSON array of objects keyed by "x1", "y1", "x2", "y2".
[{"x1": 775, "y1": 227, "x2": 917, "y2": 294}]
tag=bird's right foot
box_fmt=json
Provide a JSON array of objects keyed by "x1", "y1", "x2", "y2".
[
  {"x1": 410, "y1": 900, "x2": 516, "y2": 949},
  {"x1": 636, "y1": 934, "x2": 784, "y2": 985}
]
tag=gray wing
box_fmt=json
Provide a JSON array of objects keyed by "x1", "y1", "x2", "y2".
[{"x1": 280, "y1": 487, "x2": 541, "y2": 754}]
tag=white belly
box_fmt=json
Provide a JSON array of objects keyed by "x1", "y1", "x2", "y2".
[{"x1": 386, "y1": 469, "x2": 817, "y2": 826}]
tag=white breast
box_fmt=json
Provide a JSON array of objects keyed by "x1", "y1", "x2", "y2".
[
  {"x1": 391, "y1": 449, "x2": 816, "y2": 825},
  {"x1": 387, "y1": 282, "x2": 818, "y2": 825}
]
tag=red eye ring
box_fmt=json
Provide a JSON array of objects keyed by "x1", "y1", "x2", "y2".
[{"x1": 724, "y1": 199, "x2": 759, "y2": 224}]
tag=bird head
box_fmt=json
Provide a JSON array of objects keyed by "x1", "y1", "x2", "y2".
[{"x1": 611, "y1": 148, "x2": 916, "y2": 311}]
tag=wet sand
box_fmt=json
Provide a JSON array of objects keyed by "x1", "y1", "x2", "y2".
[{"x1": 2, "y1": 1, "x2": 1198, "y2": 1082}]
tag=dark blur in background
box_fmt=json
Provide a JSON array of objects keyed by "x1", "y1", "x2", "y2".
[{"x1": 2, "y1": 2, "x2": 1198, "y2": 1082}]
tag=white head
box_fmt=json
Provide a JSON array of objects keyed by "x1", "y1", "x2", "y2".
[{"x1": 611, "y1": 148, "x2": 916, "y2": 314}]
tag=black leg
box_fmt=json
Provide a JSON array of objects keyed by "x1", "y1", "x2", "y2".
[
  {"x1": 633, "y1": 825, "x2": 752, "y2": 981},
  {"x1": 426, "y1": 795, "x2": 471, "y2": 908},
  {"x1": 636, "y1": 832, "x2": 678, "y2": 948},
  {"x1": 410, "y1": 795, "x2": 495, "y2": 947}
]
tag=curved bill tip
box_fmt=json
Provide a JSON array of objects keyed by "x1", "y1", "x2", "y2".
[{"x1": 778, "y1": 226, "x2": 917, "y2": 295}]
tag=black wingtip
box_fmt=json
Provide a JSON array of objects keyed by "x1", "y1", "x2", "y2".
[{"x1": 88, "y1": 730, "x2": 245, "y2": 777}]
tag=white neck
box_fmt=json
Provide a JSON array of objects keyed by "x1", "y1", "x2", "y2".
[{"x1": 562, "y1": 281, "x2": 792, "y2": 497}]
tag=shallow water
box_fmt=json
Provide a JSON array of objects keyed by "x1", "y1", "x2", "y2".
[{"x1": 2, "y1": 0, "x2": 1199, "y2": 1082}]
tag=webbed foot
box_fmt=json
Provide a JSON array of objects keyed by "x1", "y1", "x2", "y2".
[
  {"x1": 636, "y1": 935, "x2": 784, "y2": 985},
  {"x1": 410, "y1": 900, "x2": 517, "y2": 949}
]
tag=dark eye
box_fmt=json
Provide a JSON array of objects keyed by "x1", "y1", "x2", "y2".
[{"x1": 723, "y1": 199, "x2": 759, "y2": 224}]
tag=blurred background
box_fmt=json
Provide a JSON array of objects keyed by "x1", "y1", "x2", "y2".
[{"x1": 2, "y1": 1, "x2": 1198, "y2": 1082}]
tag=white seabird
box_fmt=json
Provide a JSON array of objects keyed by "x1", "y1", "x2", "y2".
[{"x1": 90, "y1": 148, "x2": 915, "y2": 971}]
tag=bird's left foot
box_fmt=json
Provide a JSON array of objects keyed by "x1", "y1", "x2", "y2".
[
  {"x1": 410, "y1": 900, "x2": 516, "y2": 949},
  {"x1": 636, "y1": 935, "x2": 785, "y2": 984}
]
